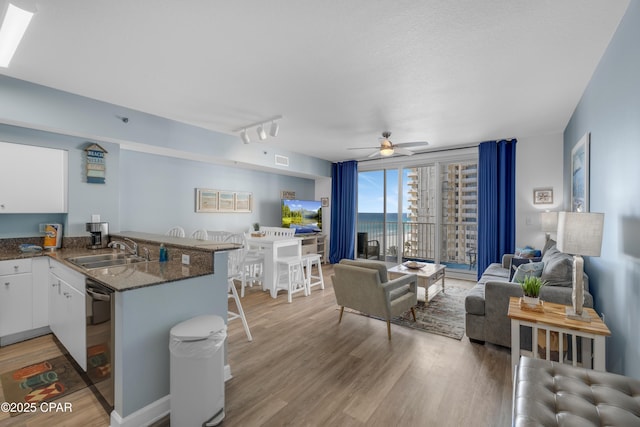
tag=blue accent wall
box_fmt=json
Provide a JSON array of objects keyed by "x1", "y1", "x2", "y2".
[
  {"x1": 119, "y1": 150, "x2": 315, "y2": 235},
  {"x1": 564, "y1": 1, "x2": 639, "y2": 378}
]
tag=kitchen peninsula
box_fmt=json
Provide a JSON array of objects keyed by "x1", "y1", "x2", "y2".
[{"x1": 0, "y1": 231, "x2": 240, "y2": 427}]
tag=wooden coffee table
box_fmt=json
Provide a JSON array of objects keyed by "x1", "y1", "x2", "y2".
[{"x1": 388, "y1": 263, "x2": 445, "y2": 302}]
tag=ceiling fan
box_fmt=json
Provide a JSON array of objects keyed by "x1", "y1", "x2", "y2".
[{"x1": 348, "y1": 131, "x2": 429, "y2": 158}]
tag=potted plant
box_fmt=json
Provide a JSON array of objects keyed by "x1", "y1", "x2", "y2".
[{"x1": 519, "y1": 276, "x2": 545, "y2": 306}]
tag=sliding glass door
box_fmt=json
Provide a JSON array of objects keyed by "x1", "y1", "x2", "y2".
[{"x1": 357, "y1": 152, "x2": 478, "y2": 276}]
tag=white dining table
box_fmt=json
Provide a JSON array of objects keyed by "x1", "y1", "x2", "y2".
[{"x1": 244, "y1": 234, "x2": 302, "y2": 298}]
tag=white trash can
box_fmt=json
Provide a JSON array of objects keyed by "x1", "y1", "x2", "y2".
[{"x1": 170, "y1": 314, "x2": 226, "y2": 427}]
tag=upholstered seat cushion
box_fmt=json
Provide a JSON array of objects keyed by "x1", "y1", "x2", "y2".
[
  {"x1": 478, "y1": 263, "x2": 510, "y2": 285},
  {"x1": 514, "y1": 357, "x2": 640, "y2": 426}
]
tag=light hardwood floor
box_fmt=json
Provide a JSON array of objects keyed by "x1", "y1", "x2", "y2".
[{"x1": 1, "y1": 264, "x2": 513, "y2": 426}]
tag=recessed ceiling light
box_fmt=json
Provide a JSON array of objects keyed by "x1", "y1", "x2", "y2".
[{"x1": 0, "y1": 3, "x2": 35, "y2": 68}]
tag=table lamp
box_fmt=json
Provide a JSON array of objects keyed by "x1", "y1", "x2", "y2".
[
  {"x1": 540, "y1": 211, "x2": 558, "y2": 241},
  {"x1": 556, "y1": 211, "x2": 604, "y2": 322}
]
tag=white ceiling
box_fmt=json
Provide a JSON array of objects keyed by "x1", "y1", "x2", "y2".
[{"x1": 1, "y1": 0, "x2": 630, "y2": 162}]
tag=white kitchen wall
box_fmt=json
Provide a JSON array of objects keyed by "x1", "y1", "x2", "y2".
[
  {"x1": 118, "y1": 150, "x2": 316, "y2": 235},
  {"x1": 514, "y1": 132, "x2": 564, "y2": 251}
]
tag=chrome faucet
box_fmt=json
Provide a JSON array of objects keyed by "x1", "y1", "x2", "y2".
[
  {"x1": 108, "y1": 238, "x2": 138, "y2": 256},
  {"x1": 123, "y1": 238, "x2": 138, "y2": 256}
]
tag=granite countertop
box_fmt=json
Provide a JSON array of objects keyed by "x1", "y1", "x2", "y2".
[{"x1": 0, "y1": 232, "x2": 241, "y2": 292}]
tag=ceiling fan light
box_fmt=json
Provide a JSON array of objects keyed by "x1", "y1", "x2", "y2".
[
  {"x1": 269, "y1": 121, "x2": 279, "y2": 137},
  {"x1": 257, "y1": 125, "x2": 267, "y2": 140},
  {"x1": 240, "y1": 129, "x2": 250, "y2": 144},
  {"x1": 380, "y1": 147, "x2": 394, "y2": 156}
]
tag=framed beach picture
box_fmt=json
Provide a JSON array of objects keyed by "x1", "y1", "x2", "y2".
[
  {"x1": 218, "y1": 191, "x2": 235, "y2": 212},
  {"x1": 195, "y1": 188, "x2": 218, "y2": 212},
  {"x1": 235, "y1": 192, "x2": 252, "y2": 212},
  {"x1": 571, "y1": 133, "x2": 590, "y2": 212}
]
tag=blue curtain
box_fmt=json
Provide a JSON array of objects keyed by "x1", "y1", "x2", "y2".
[
  {"x1": 329, "y1": 160, "x2": 358, "y2": 263},
  {"x1": 477, "y1": 139, "x2": 517, "y2": 279}
]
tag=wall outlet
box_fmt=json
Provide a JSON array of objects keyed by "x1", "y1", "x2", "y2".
[{"x1": 181, "y1": 254, "x2": 190, "y2": 265}]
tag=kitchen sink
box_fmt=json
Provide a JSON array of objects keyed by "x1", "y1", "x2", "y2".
[{"x1": 66, "y1": 253, "x2": 147, "y2": 270}]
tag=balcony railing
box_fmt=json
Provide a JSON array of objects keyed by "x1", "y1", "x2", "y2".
[{"x1": 357, "y1": 220, "x2": 477, "y2": 270}]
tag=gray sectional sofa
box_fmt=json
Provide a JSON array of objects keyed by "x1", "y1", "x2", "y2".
[{"x1": 464, "y1": 241, "x2": 593, "y2": 348}]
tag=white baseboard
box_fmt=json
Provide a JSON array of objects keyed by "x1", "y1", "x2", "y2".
[
  {"x1": 224, "y1": 364, "x2": 232, "y2": 381},
  {"x1": 0, "y1": 326, "x2": 50, "y2": 347},
  {"x1": 109, "y1": 395, "x2": 170, "y2": 427},
  {"x1": 109, "y1": 365, "x2": 232, "y2": 427}
]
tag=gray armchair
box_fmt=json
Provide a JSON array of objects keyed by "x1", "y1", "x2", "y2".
[{"x1": 331, "y1": 259, "x2": 418, "y2": 339}]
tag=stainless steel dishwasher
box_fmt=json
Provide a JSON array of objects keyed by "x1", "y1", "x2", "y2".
[{"x1": 86, "y1": 279, "x2": 114, "y2": 409}]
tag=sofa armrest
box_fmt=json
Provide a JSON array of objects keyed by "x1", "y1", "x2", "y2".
[
  {"x1": 502, "y1": 254, "x2": 515, "y2": 269},
  {"x1": 484, "y1": 280, "x2": 524, "y2": 348}
]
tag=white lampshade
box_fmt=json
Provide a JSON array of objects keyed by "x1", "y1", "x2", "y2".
[
  {"x1": 557, "y1": 212, "x2": 604, "y2": 256},
  {"x1": 540, "y1": 211, "x2": 558, "y2": 232}
]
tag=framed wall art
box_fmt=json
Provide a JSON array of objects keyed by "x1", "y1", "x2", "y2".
[
  {"x1": 571, "y1": 133, "x2": 590, "y2": 212},
  {"x1": 235, "y1": 192, "x2": 252, "y2": 212},
  {"x1": 218, "y1": 191, "x2": 235, "y2": 212},
  {"x1": 195, "y1": 188, "x2": 218, "y2": 212},
  {"x1": 533, "y1": 188, "x2": 553, "y2": 205}
]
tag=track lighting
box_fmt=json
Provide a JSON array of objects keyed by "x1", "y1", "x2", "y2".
[
  {"x1": 269, "y1": 121, "x2": 279, "y2": 137},
  {"x1": 257, "y1": 125, "x2": 267, "y2": 141},
  {"x1": 233, "y1": 115, "x2": 282, "y2": 144},
  {"x1": 240, "y1": 129, "x2": 250, "y2": 144}
]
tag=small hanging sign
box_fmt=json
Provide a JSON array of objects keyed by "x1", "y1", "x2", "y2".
[{"x1": 85, "y1": 143, "x2": 107, "y2": 184}]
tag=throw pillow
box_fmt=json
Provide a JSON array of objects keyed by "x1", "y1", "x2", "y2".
[
  {"x1": 512, "y1": 262, "x2": 544, "y2": 283},
  {"x1": 542, "y1": 239, "x2": 556, "y2": 257},
  {"x1": 509, "y1": 258, "x2": 532, "y2": 281},
  {"x1": 540, "y1": 245, "x2": 573, "y2": 287}
]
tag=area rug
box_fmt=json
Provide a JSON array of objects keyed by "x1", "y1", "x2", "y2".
[
  {"x1": 0, "y1": 355, "x2": 87, "y2": 416},
  {"x1": 345, "y1": 284, "x2": 468, "y2": 340}
]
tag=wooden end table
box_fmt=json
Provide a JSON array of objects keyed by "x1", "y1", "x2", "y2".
[
  {"x1": 388, "y1": 263, "x2": 445, "y2": 302},
  {"x1": 507, "y1": 297, "x2": 611, "y2": 373}
]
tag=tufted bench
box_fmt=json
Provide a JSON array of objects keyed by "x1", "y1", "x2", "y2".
[{"x1": 513, "y1": 356, "x2": 640, "y2": 426}]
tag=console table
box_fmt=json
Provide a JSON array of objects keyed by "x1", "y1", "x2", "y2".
[{"x1": 507, "y1": 297, "x2": 610, "y2": 373}]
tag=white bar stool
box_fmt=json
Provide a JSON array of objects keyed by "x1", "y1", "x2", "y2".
[
  {"x1": 276, "y1": 256, "x2": 307, "y2": 303},
  {"x1": 227, "y1": 278, "x2": 252, "y2": 341},
  {"x1": 301, "y1": 253, "x2": 324, "y2": 292}
]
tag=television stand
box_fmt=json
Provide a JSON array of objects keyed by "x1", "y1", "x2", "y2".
[{"x1": 299, "y1": 233, "x2": 327, "y2": 263}]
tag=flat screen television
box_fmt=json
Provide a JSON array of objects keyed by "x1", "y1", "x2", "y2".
[{"x1": 281, "y1": 199, "x2": 322, "y2": 233}]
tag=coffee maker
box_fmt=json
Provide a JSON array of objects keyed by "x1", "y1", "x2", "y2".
[{"x1": 86, "y1": 222, "x2": 109, "y2": 249}]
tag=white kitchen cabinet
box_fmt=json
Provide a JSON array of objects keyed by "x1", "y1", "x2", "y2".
[
  {"x1": 31, "y1": 257, "x2": 49, "y2": 329},
  {"x1": 0, "y1": 259, "x2": 33, "y2": 337},
  {"x1": 0, "y1": 141, "x2": 68, "y2": 213},
  {"x1": 49, "y1": 260, "x2": 86, "y2": 371}
]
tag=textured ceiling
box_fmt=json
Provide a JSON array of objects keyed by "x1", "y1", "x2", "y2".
[{"x1": 0, "y1": 0, "x2": 630, "y2": 162}]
